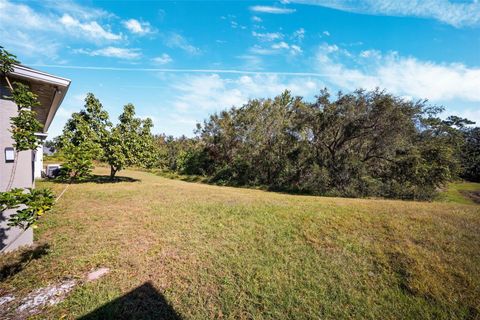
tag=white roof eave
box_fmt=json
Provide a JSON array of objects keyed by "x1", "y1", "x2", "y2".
[
  {"x1": 10, "y1": 64, "x2": 71, "y2": 133},
  {"x1": 11, "y1": 65, "x2": 71, "y2": 88}
]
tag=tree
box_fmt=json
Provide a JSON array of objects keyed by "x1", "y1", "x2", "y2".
[
  {"x1": 102, "y1": 103, "x2": 156, "y2": 179},
  {"x1": 461, "y1": 127, "x2": 480, "y2": 182},
  {"x1": 189, "y1": 88, "x2": 469, "y2": 200},
  {"x1": 58, "y1": 93, "x2": 111, "y2": 180}
]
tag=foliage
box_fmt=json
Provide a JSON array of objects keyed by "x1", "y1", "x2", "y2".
[
  {"x1": 10, "y1": 83, "x2": 43, "y2": 151},
  {"x1": 101, "y1": 103, "x2": 156, "y2": 179},
  {"x1": 0, "y1": 188, "x2": 55, "y2": 230},
  {"x1": 155, "y1": 89, "x2": 475, "y2": 200},
  {"x1": 57, "y1": 94, "x2": 111, "y2": 180},
  {"x1": 58, "y1": 143, "x2": 95, "y2": 181},
  {"x1": 461, "y1": 127, "x2": 480, "y2": 182},
  {"x1": 0, "y1": 79, "x2": 45, "y2": 157},
  {"x1": 1, "y1": 46, "x2": 49, "y2": 229},
  {"x1": 0, "y1": 45, "x2": 18, "y2": 75},
  {"x1": 58, "y1": 94, "x2": 157, "y2": 180}
]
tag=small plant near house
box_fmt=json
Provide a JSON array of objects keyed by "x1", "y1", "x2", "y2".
[
  {"x1": 1, "y1": 45, "x2": 55, "y2": 231},
  {"x1": 0, "y1": 188, "x2": 55, "y2": 230}
]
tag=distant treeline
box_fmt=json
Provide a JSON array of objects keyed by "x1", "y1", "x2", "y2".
[{"x1": 152, "y1": 89, "x2": 479, "y2": 200}]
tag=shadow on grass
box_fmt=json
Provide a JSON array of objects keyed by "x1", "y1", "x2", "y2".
[
  {"x1": 155, "y1": 170, "x2": 317, "y2": 197},
  {"x1": 78, "y1": 282, "x2": 182, "y2": 320},
  {"x1": 461, "y1": 190, "x2": 480, "y2": 204},
  {"x1": 50, "y1": 175, "x2": 140, "y2": 184},
  {"x1": 0, "y1": 243, "x2": 50, "y2": 282}
]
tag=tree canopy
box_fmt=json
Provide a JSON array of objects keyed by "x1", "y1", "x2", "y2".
[
  {"x1": 154, "y1": 89, "x2": 477, "y2": 200},
  {"x1": 58, "y1": 94, "x2": 156, "y2": 180}
]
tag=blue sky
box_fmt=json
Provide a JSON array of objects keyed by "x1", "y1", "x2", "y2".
[{"x1": 1, "y1": 0, "x2": 479, "y2": 137}]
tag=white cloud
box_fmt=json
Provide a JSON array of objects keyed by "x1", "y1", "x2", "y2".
[
  {"x1": 123, "y1": 18, "x2": 154, "y2": 35},
  {"x1": 252, "y1": 16, "x2": 263, "y2": 22},
  {"x1": 314, "y1": 43, "x2": 480, "y2": 102},
  {"x1": 252, "y1": 31, "x2": 284, "y2": 41},
  {"x1": 76, "y1": 46, "x2": 141, "y2": 59},
  {"x1": 249, "y1": 45, "x2": 277, "y2": 55},
  {"x1": 322, "y1": 30, "x2": 330, "y2": 36},
  {"x1": 60, "y1": 14, "x2": 121, "y2": 40},
  {"x1": 0, "y1": 0, "x2": 56, "y2": 30},
  {"x1": 169, "y1": 73, "x2": 323, "y2": 114},
  {"x1": 272, "y1": 42, "x2": 290, "y2": 50},
  {"x1": 45, "y1": 0, "x2": 112, "y2": 20},
  {"x1": 164, "y1": 33, "x2": 200, "y2": 55},
  {"x1": 290, "y1": 0, "x2": 480, "y2": 27},
  {"x1": 293, "y1": 28, "x2": 305, "y2": 40},
  {"x1": 250, "y1": 5, "x2": 296, "y2": 14},
  {"x1": 290, "y1": 45, "x2": 302, "y2": 54},
  {"x1": 152, "y1": 54, "x2": 173, "y2": 65},
  {"x1": 0, "y1": 30, "x2": 61, "y2": 60},
  {"x1": 236, "y1": 55, "x2": 264, "y2": 70},
  {"x1": 0, "y1": 0, "x2": 121, "y2": 60},
  {"x1": 249, "y1": 41, "x2": 302, "y2": 56}
]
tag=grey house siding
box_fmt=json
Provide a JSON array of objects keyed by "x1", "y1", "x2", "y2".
[
  {"x1": 0, "y1": 93, "x2": 35, "y2": 191},
  {"x1": 0, "y1": 66, "x2": 70, "y2": 253},
  {"x1": 0, "y1": 83, "x2": 35, "y2": 252}
]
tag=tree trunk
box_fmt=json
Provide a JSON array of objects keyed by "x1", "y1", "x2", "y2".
[{"x1": 110, "y1": 166, "x2": 117, "y2": 181}]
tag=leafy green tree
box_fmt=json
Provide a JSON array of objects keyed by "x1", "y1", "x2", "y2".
[
  {"x1": 58, "y1": 93, "x2": 111, "y2": 180},
  {"x1": 102, "y1": 103, "x2": 156, "y2": 179},
  {"x1": 58, "y1": 143, "x2": 95, "y2": 181},
  {"x1": 461, "y1": 127, "x2": 480, "y2": 182},
  {"x1": 190, "y1": 88, "x2": 470, "y2": 200}
]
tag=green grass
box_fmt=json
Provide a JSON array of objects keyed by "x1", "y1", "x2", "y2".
[
  {"x1": 437, "y1": 181, "x2": 480, "y2": 205},
  {"x1": 1, "y1": 167, "x2": 479, "y2": 319}
]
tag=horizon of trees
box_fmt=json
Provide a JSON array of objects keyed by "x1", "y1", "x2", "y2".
[{"x1": 54, "y1": 88, "x2": 479, "y2": 200}]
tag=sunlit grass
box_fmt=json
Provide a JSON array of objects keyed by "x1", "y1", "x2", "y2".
[
  {"x1": 437, "y1": 181, "x2": 480, "y2": 205},
  {"x1": 1, "y1": 167, "x2": 479, "y2": 319}
]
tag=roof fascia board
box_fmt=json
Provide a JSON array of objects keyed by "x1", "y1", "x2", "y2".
[{"x1": 11, "y1": 65, "x2": 71, "y2": 88}]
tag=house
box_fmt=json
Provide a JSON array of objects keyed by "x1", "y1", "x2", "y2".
[{"x1": 1, "y1": 65, "x2": 70, "y2": 252}]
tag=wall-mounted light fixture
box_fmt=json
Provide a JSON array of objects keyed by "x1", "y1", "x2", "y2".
[{"x1": 5, "y1": 147, "x2": 15, "y2": 163}]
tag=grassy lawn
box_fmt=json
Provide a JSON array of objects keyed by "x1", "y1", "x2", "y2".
[
  {"x1": 1, "y1": 167, "x2": 479, "y2": 319},
  {"x1": 437, "y1": 181, "x2": 480, "y2": 205}
]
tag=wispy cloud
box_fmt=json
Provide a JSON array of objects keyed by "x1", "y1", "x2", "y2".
[
  {"x1": 292, "y1": 28, "x2": 305, "y2": 41},
  {"x1": 152, "y1": 53, "x2": 173, "y2": 65},
  {"x1": 250, "y1": 41, "x2": 302, "y2": 56},
  {"x1": 291, "y1": 0, "x2": 480, "y2": 27},
  {"x1": 123, "y1": 18, "x2": 155, "y2": 35},
  {"x1": 164, "y1": 33, "x2": 201, "y2": 55},
  {"x1": 252, "y1": 31, "x2": 284, "y2": 41},
  {"x1": 250, "y1": 5, "x2": 296, "y2": 14},
  {"x1": 0, "y1": 0, "x2": 56, "y2": 30},
  {"x1": 169, "y1": 73, "x2": 322, "y2": 114},
  {"x1": 44, "y1": 0, "x2": 113, "y2": 20},
  {"x1": 314, "y1": 43, "x2": 480, "y2": 102},
  {"x1": 0, "y1": 0, "x2": 122, "y2": 49},
  {"x1": 60, "y1": 14, "x2": 122, "y2": 40},
  {"x1": 75, "y1": 47, "x2": 141, "y2": 59}
]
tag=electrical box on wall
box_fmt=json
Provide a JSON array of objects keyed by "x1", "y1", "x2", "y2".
[{"x1": 5, "y1": 147, "x2": 15, "y2": 163}]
